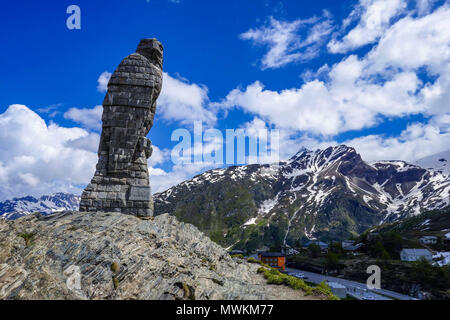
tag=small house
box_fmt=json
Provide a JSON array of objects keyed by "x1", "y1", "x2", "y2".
[
  {"x1": 258, "y1": 252, "x2": 286, "y2": 271},
  {"x1": 400, "y1": 248, "x2": 432, "y2": 262},
  {"x1": 342, "y1": 240, "x2": 355, "y2": 248},
  {"x1": 419, "y1": 236, "x2": 437, "y2": 245}
]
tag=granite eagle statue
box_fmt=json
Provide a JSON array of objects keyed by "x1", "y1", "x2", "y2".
[{"x1": 79, "y1": 38, "x2": 163, "y2": 216}]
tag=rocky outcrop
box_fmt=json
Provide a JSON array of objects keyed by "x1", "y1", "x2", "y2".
[
  {"x1": 80, "y1": 38, "x2": 164, "y2": 217},
  {"x1": 0, "y1": 211, "x2": 320, "y2": 300}
]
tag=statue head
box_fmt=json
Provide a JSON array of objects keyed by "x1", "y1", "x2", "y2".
[{"x1": 136, "y1": 38, "x2": 163, "y2": 70}]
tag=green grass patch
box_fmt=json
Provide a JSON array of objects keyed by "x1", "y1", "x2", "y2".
[
  {"x1": 247, "y1": 258, "x2": 271, "y2": 268},
  {"x1": 112, "y1": 276, "x2": 119, "y2": 290},
  {"x1": 256, "y1": 266, "x2": 339, "y2": 300},
  {"x1": 311, "y1": 281, "x2": 338, "y2": 299},
  {"x1": 110, "y1": 262, "x2": 119, "y2": 274},
  {"x1": 18, "y1": 232, "x2": 35, "y2": 246}
]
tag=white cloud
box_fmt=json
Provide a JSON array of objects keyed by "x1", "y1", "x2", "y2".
[
  {"x1": 36, "y1": 103, "x2": 63, "y2": 118},
  {"x1": 64, "y1": 105, "x2": 103, "y2": 130},
  {"x1": 147, "y1": 145, "x2": 169, "y2": 167},
  {"x1": 416, "y1": 0, "x2": 439, "y2": 16},
  {"x1": 365, "y1": 5, "x2": 450, "y2": 74},
  {"x1": 300, "y1": 64, "x2": 330, "y2": 82},
  {"x1": 214, "y1": 55, "x2": 424, "y2": 136},
  {"x1": 97, "y1": 71, "x2": 112, "y2": 93},
  {"x1": 365, "y1": 4, "x2": 450, "y2": 118},
  {"x1": 0, "y1": 105, "x2": 98, "y2": 200},
  {"x1": 253, "y1": 114, "x2": 450, "y2": 164},
  {"x1": 65, "y1": 133, "x2": 100, "y2": 153},
  {"x1": 217, "y1": 3, "x2": 450, "y2": 138},
  {"x1": 240, "y1": 13, "x2": 334, "y2": 69},
  {"x1": 328, "y1": 0, "x2": 407, "y2": 53},
  {"x1": 345, "y1": 116, "x2": 450, "y2": 162},
  {"x1": 18, "y1": 172, "x2": 40, "y2": 187},
  {"x1": 158, "y1": 72, "x2": 216, "y2": 126},
  {"x1": 239, "y1": 117, "x2": 325, "y2": 163}
]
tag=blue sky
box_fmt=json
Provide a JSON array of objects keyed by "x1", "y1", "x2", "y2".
[{"x1": 0, "y1": 0, "x2": 449, "y2": 199}]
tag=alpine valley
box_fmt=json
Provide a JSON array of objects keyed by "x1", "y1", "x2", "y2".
[{"x1": 154, "y1": 145, "x2": 450, "y2": 251}]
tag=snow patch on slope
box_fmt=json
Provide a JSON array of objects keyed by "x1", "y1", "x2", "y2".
[{"x1": 415, "y1": 150, "x2": 450, "y2": 176}]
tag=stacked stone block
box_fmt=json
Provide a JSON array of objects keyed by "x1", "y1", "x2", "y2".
[{"x1": 79, "y1": 38, "x2": 163, "y2": 217}]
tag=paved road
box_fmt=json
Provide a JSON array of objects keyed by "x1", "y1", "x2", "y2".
[{"x1": 285, "y1": 267, "x2": 417, "y2": 300}]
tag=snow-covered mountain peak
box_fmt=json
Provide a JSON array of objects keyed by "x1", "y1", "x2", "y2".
[{"x1": 0, "y1": 193, "x2": 80, "y2": 219}]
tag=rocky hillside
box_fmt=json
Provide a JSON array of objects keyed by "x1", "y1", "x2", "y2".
[
  {"x1": 154, "y1": 145, "x2": 450, "y2": 251},
  {"x1": 0, "y1": 193, "x2": 80, "y2": 219},
  {"x1": 0, "y1": 211, "x2": 323, "y2": 300},
  {"x1": 362, "y1": 205, "x2": 450, "y2": 246}
]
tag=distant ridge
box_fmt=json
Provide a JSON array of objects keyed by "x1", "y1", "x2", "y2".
[
  {"x1": 0, "y1": 193, "x2": 80, "y2": 219},
  {"x1": 414, "y1": 149, "x2": 450, "y2": 175}
]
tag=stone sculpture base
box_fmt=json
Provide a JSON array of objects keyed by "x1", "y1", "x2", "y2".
[{"x1": 79, "y1": 177, "x2": 153, "y2": 216}]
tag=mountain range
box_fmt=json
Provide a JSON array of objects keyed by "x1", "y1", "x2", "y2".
[
  {"x1": 154, "y1": 145, "x2": 450, "y2": 251},
  {"x1": 0, "y1": 193, "x2": 80, "y2": 219}
]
